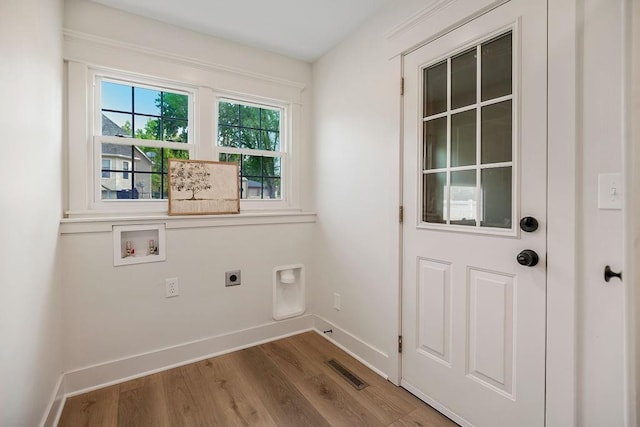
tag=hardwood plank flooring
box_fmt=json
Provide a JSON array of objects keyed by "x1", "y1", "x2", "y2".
[{"x1": 58, "y1": 332, "x2": 458, "y2": 427}]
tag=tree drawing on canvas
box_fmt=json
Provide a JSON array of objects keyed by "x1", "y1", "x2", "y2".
[
  {"x1": 168, "y1": 160, "x2": 239, "y2": 215},
  {"x1": 169, "y1": 161, "x2": 212, "y2": 200}
]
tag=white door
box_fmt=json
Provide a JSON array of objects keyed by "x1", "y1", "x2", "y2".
[{"x1": 401, "y1": 2, "x2": 547, "y2": 426}]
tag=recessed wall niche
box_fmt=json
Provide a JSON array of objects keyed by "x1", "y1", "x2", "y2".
[{"x1": 113, "y1": 224, "x2": 166, "y2": 266}]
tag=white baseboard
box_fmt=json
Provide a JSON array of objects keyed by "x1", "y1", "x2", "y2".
[
  {"x1": 312, "y1": 315, "x2": 390, "y2": 380},
  {"x1": 44, "y1": 314, "x2": 393, "y2": 425},
  {"x1": 40, "y1": 374, "x2": 66, "y2": 427},
  {"x1": 64, "y1": 314, "x2": 314, "y2": 396}
]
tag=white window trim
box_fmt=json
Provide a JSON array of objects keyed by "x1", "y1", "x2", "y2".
[
  {"x1": 91, "y1": 70, "x2": 197, "y2": 212},
  {"x1": 66, "y1": 60, "x2": 302, "y2": 219},
  {"x1": 213, "y1": 94, "x2": 297, "y2": 211}
]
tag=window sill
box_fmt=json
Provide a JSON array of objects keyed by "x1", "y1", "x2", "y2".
[{"x1": 59, "y1": 211, "x2": 317, "y2": 234}]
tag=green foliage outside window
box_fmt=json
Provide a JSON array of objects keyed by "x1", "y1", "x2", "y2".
[{"x1": 218, "y1": 101, "x2": 282, "y2": 199}]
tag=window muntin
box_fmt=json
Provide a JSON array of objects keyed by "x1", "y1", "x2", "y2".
[
  {"x1": 96, "y1": 77, "x2": 192, "y2": 201},
  {"x1": 421, "y1": 31, "x2": 514, "y2": 230},
  {"x1": 217, "y1": 99, "x2": 283, "y2": 200}
]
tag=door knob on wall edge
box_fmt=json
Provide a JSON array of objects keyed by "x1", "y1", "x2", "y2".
[
  {"x1": 604, "y1": 265, "x2": 622, "y2": 282},
  {"x1": 516, "y1": 249, "x2": 539, "y2": 267}
]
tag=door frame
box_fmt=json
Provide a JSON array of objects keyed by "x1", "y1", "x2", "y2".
[
  {"x1": 624, "y1": 0, "x2": 638, "y2": 425},
  {"x1": 391, "y1": 1, "x2": 579, "y2": 425}
]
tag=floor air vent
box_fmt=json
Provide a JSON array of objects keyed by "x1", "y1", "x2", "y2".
[{"x1": 327, "y1": 359, "x2": 369, "y2": 390}]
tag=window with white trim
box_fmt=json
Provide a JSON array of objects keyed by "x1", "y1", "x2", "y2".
[
  {"x1": 216, "y1": 99, "x2": 284, "y2": 200},
  {"x1": 68, "y1": 64, "x2": 300, "y2": 217},
  {"x1": 95, "y1": 76, "x2": 193, "y2": 202}
]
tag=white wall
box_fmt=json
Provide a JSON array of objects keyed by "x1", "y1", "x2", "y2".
[
  {"x1": 312, "y1": 0, "x2": 628, "y2": 424},
  {"x1": 62, "y1": 223, "x2": 314, "y2": 370},
  {"x1": 577, "y1": 0, "x2": 626, "y2": 425},
  {"x1": 61, "y1": 0, "x2": 316, "y2": 376},
  {"x1": 310, "y1": 1, "x2": 424, "y2": 378},
  {"x1": 0, "y1": 0, "x2": 64, "y2": 425}
]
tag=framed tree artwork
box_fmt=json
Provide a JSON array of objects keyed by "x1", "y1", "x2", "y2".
[{"x1": 168, "y1": 159, "x2": 240, "y2": 215}]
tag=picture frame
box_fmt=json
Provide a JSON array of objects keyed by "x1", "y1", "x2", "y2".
[{"x1": 168, "y1": 159, "x2": 240, "y2": 215}]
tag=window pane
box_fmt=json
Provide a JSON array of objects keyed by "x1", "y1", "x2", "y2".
[
  {"x1": 451, "y1": 110, "x2": 476, "y2": 167},
  {"x1": 162, "y1": 148, "x2": 190, "y2": 173},
  {"x1": 133, "y1": 87, "x2": 160, "y2": 116},
  {"x1": 239, "y1": 105, "x2": 260, "y2": 128},
  {"x1": 242, "y1": 155, "x2": 262, "y2": 178},
  {"x1": 262, "y1": 157, "x2": 281, "y2": 177},
  {"x1": 263, "y1": 178, "x2": 281, "y2": 199},
  {"x1": 240, "y1": 128, "x2": 260, "y2": 149},
  {"x1": 451, "y1": 48, "x2": 477, "y2": 109},
  {"x1": 261, "y1": 130, "x2": 280, "y2": 151},
  {"x1": 424, "y1": 117, "x2": 447, "y2": 170},
  {"x1": 136, "y1": 146, "x2": 189, "y2": 199},
  {"x1": 101, "y1": 81, "x2": 131, "y2": 112},
  {"x1": 163, "y1": 119, "x2": 188, "y2": 142},
  {"x1": 102, "y1": 112, "x2": 132, "y2": 137},
  {"x1": 218, "y1": 125, "x2": 239, "y2": 147},
  {"x1": 450, "y1": 170, "x2": 477, "y2": 226},
  {"x1": 481, "y1": 32, "x2": 512, "y2": 101},
  {"x1": 161, "y1": 93, "x2": 189, "y2": 120},
  {"x1": 219, "y1": 153, "x2": 241, "y2": 165},
  {"x1": 219, "y1": 102, "x2": 239, "y2": 126},
  {"x1": 101, "y1": 143, "x2": 135, "y2": 199},
  {"x1": 133, "y1": 116, "x2": 160, "y2": 140},
  {"x1": 423, "y1": 172, "x2": 446, "y2": 223},
  {"x1": 261, "y1": 108, "x2": 280, "y2": 131},
  {"x1": 481, "y1": 166, "x2": 512, "y2": 228},
  {"x1": 424, "y1": 61, "x2": 447, "y2": 117},
  {"x1": 101, "y1": 158, "x2": 111, "y2": 179},
  {"x1": 481, "y1": 100, "x2": 512, "y2": 164},
  {"x1": 241, "y1": 177, "x2": 262, "y2": 199}
]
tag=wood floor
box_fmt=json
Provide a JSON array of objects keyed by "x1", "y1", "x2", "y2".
[{"x1": 58, "y1": 331, "x2": 457, "y2": 426}]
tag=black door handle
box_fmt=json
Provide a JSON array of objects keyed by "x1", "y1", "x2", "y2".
[
  {"x1": 604, "y1": 265, "x2": 622, "y2": 282},
  {"x1": 517, "y1": 249, "x2": 539, "y2": 267},
  {"x1": 519, "y1": 216, "x2": 539, "y2": 232}
]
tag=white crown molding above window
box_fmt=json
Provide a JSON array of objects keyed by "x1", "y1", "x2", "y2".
[{"x1": 63, "y1": 29, "x2": 307, "y2": 92}]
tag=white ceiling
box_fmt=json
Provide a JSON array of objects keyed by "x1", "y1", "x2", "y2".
[{"x1": 91, "y1": 0, "x2": 391, "y2": 62}]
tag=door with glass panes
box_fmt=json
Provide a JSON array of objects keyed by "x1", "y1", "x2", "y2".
[{"x1": 401, "y1": 2, "x2": 547, "y2": 426}]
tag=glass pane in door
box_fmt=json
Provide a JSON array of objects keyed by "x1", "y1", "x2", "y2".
[
  {"x1": 481, "y1": 33, "x2": 512, "y2": 101},
  {"x1": 424, "y1": 61, "x2": 447, "y2": 117},
  {"x1": 423, "y1": 172, "x2": 447, "y2": 223},
  {"x1": 424, "y1": 117, "x2": 447, "y2": 170},
  {"x1": 451, "y1": 110, "x2": 476, "y2": 167},
  {"x1": 450, "y1": 170, "x2": 477, "y2": 226},
  {"x1": 481, "y1": 167, "x2": 512, "y2": 228},
  {"x1": 481, "y1": 100, "x2": 512, "y2": 164},
  {"x1": 451, "y1": 49, "x2": 477, "y2": 109}
]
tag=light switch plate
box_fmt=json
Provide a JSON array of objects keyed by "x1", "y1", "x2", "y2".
[{"x1": 598, "y1": 173, "x2": 623, "y2": 210}]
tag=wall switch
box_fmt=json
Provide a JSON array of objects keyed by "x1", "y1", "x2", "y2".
[
  {"x1": 333, "y1": 292, "x2": 341, "y2": 310},
  {"x1": 598, "y1": 173, "x2": 623, "y2": 210},
  {"x1": 225, "y1": 270, "x2": 241, "y2": 287},
  {"x1": 165, "y1": 277, "x2": 179, "y2": 298}
]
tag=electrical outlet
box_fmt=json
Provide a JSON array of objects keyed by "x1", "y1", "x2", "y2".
[
  {"x1": 225, "y1": 270, "x2": 241, "y2": 287},
  {"x1": 165, "y1": 277, "x2": 179, "y2": 298},
  {"x1": 333, "y1": 292, "x2": 341, "y2": 310}
]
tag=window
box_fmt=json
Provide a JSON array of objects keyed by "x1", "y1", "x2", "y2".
[
  {"x1": 101, "y1": 159, "x2": 111, "y2": 178},
  {"x1": 216, "y1": 99, "x2": 283, "y2": 200},
  {"x1": 422, "y1": 32, "x2": 514, "y2": 230},
  {"x1": 67, "y1": 61, "x2": 301, "y2": 217},
  {"x1": 96, "y1": 77, "x2": 193, "y2": 201}
]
